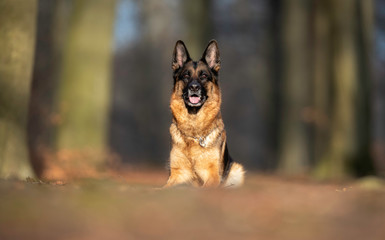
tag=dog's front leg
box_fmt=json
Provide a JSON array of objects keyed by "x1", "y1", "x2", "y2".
[
  {"x1": 195, "y1": 162, "x2": 221, "y2": 187},
  {"x1": 164, "y1": 167, "x2": 194, "y2": 188},
  {"x1": 164, "y1": 147, "x2": 194, "y2": 188}
]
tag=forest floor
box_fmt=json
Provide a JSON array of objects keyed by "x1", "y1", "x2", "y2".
[{"x1": 1, "y1": 170, "x2": 385, "y2": 240}]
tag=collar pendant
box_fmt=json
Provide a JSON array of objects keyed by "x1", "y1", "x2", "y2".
[{"x1": 198, "y1": 137, "x2": 206, "y2": 147}]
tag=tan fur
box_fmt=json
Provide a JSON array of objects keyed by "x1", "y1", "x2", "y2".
[
  {"x1": 165, "y1": 62, "x2": 244, "y2": 188},
  {"x1": 223, "y1": 163, "x2": 245, "y2": 187}
]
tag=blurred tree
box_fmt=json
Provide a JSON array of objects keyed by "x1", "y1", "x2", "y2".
[
  {"x1": 51, "y1": 0, "x2": 116, "y2": 179},
  {"x1": 28, "y1": 0, "x2": 70, "y2": 178},
  {"x1": 267, "y1": 0, "x2": 283, "y2": 170},
  {"x1": 184, "y1": 0, "x2": 213, "y2": 58},
  {"x1": 351, "y1": 0, "x2": 374, "y2": 176},
  {"x1": 311, "y1": 0, "x2": 333, "y2": 174},
  {"x1": 0, "y1": 0, "x2": 37, "y2": 178},
  {"x1": 278, "y1": 0, "x2": 312, "y2": 175},
  {"x1": 314, "y1": 0, "x2": 374, "y2": 178},
  {"x1": 373, "y1": 0, "x2": 385, "y2": 177}
]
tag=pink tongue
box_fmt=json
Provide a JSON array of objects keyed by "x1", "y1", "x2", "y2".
[{"x1": 189, "y1": 96, "x2": 200, "y2": 104}]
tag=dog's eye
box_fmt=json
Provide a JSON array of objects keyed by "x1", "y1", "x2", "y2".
[
  {"x1": 182, "y1": 74, "x2": 190, "y2": 80},
  {"x1": 200, "y1": 74, "x2": 208, "y2": 80}
]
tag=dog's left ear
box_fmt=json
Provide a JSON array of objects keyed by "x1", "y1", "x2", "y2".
[{"x1": 202, "y1": 40, "x2": 220, "y2": 72}]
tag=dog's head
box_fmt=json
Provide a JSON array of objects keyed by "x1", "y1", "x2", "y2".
[{"x1": 171, "y1": 40, "x2": 221, "y2": 113}]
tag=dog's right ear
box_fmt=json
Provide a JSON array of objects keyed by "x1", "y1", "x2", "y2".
[{"x1": 172, "y1": 40, "x2": 190, "y2": 71}]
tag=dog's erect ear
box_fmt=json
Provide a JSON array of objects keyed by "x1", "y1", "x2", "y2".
[
  {"x1": 172, "y1": 40, "x2": 190, "y2": 71},
  {"x1": 202, "y1": 40, "x2": 220, "y2": 72}
]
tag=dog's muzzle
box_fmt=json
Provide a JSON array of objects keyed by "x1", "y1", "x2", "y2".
[{"x1": 184, "y1": 80, "x2": 206, "y2": 107}]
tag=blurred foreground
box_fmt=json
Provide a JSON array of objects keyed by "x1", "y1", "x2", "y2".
[{"x1": 1, "y1": 172, "x2": 384, "y2": 240}]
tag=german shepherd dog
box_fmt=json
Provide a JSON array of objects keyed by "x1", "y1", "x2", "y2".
[{"x1": 165, "y1": 40, "x2": 244, "y2": 188}]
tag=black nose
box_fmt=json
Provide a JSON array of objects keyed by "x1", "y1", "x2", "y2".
[{"x1": 189, "y1": 81, "x2": 201, "y2": 92}]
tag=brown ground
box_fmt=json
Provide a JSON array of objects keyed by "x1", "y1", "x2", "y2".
[{"x1": 0, "y1": 171, "x2": 385, "y2": 240}]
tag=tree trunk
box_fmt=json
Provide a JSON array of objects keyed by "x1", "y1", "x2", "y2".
[
  {"x1": 352, "y1": 0, "x2": 374, "y2": 176},
  {"x1": 50, "y1": 0, "x2": 116, "y2": 179},
  {"x1": 314, "y1": 0, "x2": 374, "y2": 178},
  {"x1": 312, "y1": 0, "x2": 333, "y2": 171},
  {"x1": 0, "y1": 0, "x2": 37, "y2": 178},
  {"x1": 28, "y1": 0, "x2": 71, "y2": 178},
  {"x1": 278, "y1": 0, "x2": 311, "y2": 175},
  {"x1": 373, "y1": 0, "x2": 385, "y2": 177},
  {"x1": 184, "y1": 0, "x2": 213, "y2": 58}
]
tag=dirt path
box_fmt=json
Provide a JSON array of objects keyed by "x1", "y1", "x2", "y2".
[{"x1": 0, "y1": 172, "x2": 384, "y2": 240}]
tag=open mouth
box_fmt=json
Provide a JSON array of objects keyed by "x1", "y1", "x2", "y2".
[
  {"x1": 189, "y1": 95, "x2": 201, "y2": 104},
  {"x1": 184, "y1": 93, "x2": 206, "y2": 107}
]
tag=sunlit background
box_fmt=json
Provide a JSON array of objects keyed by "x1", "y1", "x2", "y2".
[{"x1": 1, "y1": 0, "x2": 384, "y2": 180}]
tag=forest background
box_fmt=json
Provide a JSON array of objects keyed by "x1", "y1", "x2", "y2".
[{"x1": 1, "y1": 0, "x2": 385, "y2": 181}]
